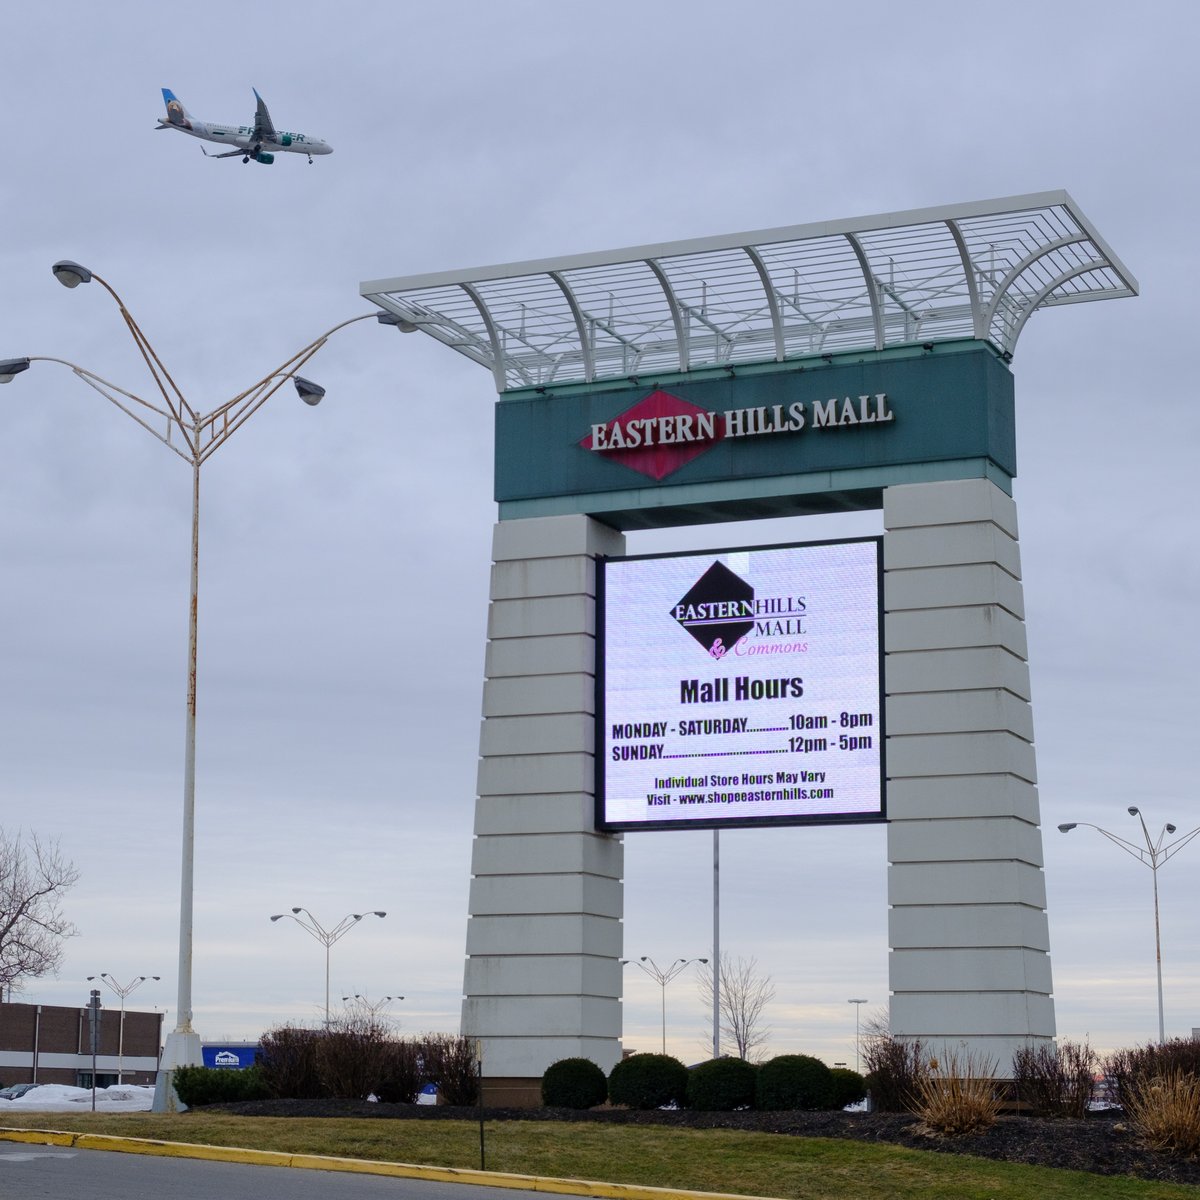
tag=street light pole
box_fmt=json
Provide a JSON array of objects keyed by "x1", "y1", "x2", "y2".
[
  {"x1": 87, "y1": 974, "x2": 160, "y2": 1084},
  {"x1": 342, "y1": 994, "x2": 404, "y2": 1020},
  {"x1": 3, "y1": 262, "x2": 411, "y2": 1113},
  {"x1": 625, "y1": 956, "x2": 708, "y2": 1055},
  {"x1": 847, "y1": 998, "x2": 868, "y2": 1074},
  {"x1": 1059, "y1": 808, "x2": 1200, "y2": 1042},
  {"x1": 271, "y1": 908, "x2": 387, "y2": 1026}
]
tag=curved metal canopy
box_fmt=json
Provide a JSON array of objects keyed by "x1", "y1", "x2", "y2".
[{"x1": 361, "y1": 191, "x2": 1136, "y2": 393}]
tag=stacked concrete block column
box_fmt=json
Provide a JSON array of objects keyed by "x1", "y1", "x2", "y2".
[
  {"x1": 463, "y1": 513, "x2": 626, "y2": 1100},
  {"x1": 884, "y1": 478, "x2": 1055, "y2": 1068}
]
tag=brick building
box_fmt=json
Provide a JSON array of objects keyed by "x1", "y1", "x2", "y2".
[{"x1": 0, "y1": 1001, "x2": 162, "y2": 1087}]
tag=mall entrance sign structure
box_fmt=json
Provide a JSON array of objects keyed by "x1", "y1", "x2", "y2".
[{"x1": 363, "y1": 192, "x2": 1136, "y2": 1103}]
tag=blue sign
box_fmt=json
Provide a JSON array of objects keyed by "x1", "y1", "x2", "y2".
[{"x1": 202, "y1": 1044, "x2": 259, "y2": 1069}]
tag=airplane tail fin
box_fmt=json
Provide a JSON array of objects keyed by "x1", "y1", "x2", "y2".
[{"x1": 160, "y1": 88, "x2": 193, "y2": 129}]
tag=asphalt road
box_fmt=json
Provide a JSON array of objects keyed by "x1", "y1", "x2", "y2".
[{"x1": 0, "y1": 1144, "x2": 564, "y2": 1200}]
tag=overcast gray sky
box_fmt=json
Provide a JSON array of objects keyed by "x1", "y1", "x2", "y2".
[{"x1": 1, "y1": 0, "x2": 1197, "y2": 1066}]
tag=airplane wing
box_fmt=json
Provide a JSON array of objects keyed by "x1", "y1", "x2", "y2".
[
  {"x1": 202, "y1": 146, "x2": 245, "y2": 159},
  {"x1": 252, "y1": 88, "x2": 277, "y2": 144}
]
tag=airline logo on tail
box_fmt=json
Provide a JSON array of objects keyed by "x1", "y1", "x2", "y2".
[
  {"x1": 156, "y1": 87, "x2": 332, "y2": 165},
  {"x1": 162, "y1": 90, "x2": 193, "y2": 130}
]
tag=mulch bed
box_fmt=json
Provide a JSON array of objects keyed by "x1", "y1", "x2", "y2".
[{"x1": 207, "y1": 1099, "x2": 1200, "y2": 1187}]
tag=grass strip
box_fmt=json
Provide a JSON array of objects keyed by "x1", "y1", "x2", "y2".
[{"x1": 1, "y1": 1113, "x2": 1196, "y2": 1200}]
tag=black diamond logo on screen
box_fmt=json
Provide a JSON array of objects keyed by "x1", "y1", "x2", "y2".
[{"x1": 671, "y1": 562, "x2": 755, "y2": 659}]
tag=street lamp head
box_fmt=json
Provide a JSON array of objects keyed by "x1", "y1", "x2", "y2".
[
  {"x1": 375, "y1": 311, "x2": 419, "y2": 332},
  {"x1": 372, "y1": 911, "x2": 387, "y2": 918},
  {"x1": 291, "y1": 907, "x2": 302, "y2": 914},
  {"x1": 698, "y1": 958, "x2": 709, "y2": 964},
  {"x1": 52, "y1": 260, "x2": 93, "y2": 289},
  {"x1": 269, "y1": 914, "x2": 285, "y2": 922},
  {"x1": 1167, "y1": 823, "x2": 1177, "y2": 834},
  {"x1": 0, "y1": 357, "x2": 30, "y2": 384},
  {"x1": 1128, "y1": 806, "x2": 1140, "y2": 816},
  {"x1": 1057, "y1": 823, "x2": 1077, "y2": 833},
  {"x1": 293, "y1": 376, "x2": 326, "y2": 406}
]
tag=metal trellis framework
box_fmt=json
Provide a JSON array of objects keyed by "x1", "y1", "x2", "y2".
[{"x1": 361, "y1": 191, "x2": 1137, "y2": 393}]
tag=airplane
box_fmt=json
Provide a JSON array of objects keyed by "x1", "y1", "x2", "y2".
[{"x1": 156, "y1": 88, "x2": 332, "y2": 164}]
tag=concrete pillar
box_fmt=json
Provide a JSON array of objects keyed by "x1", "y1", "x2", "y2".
[
  {"x1": 463, "y1": 513, "x2": 626, "y2": 1104},
  {"x1": 884, "y1": 478, "x2": 1055, "y2": 1070}
]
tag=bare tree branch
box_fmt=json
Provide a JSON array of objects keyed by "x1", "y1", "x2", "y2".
[
  {"x1": 0, "y1": 829, "x2": 80, "y2": 994},
  {"x1": 697, "y1": 953, "x2": 775, "y2": 1060}
]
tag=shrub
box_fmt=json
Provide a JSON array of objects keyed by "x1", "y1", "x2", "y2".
[
  {"x1": 863, "y1": 1034, "x2": 924, "y2": 1113},
  {"x1": 913, "y1": 1051, "x2": 1000, "y2": 1135},
  {"x1": 1011, "y1": 1039, "x2": 1095, "y2": 1118},
  {"x1": 1123, "y1": 1070, "x2": 1200, "y2": 1155},
  {"x1": 420, "y1": 1033, "x2": 479, "y2": 1106},
  {"x1": 828, "y1": 1067, "x2": 867, "y2": 1110},
  {"x1": 172, "y1": 1065, "x2": 269, "y2": 1107},
  {"x1": 756, "y1": 1054, "x2": 833, "y2": 1111},
  {"x1": 1107, "y1": 1038, "x2": 1200, "y2": 1109},
  {"x1": 608, "y1": 1053, "x2": 688, "y2": 1109},
  {"x1": 542, "y1": 1057, "x2": 608, "y2": 1109},
  {"x1": 258, "y1": 1024, "x2": 324, "y2": 1099},
  {"x1": 686, "y1": 1057, "x2": 757, "y2": 1111},
  {"x1": 314, "y1": 1015, "x2": 393, "y2": 1099},
  {"x1": 376, "y1": 1039, "x2": 422, "y2": 1104}
]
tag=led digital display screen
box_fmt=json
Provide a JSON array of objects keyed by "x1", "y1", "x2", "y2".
[{"x1": 596, "y1": 538, "x2": 884, "y2": 831}]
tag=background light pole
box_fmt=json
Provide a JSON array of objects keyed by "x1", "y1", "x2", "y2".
[
  {"x1": 271, "y1": 908, "x2": 387, "y2": 1026},
  {"x1": 847, "y1": 998, "x2": 868, "y2": 1074},
  {"x1": 1059, "y1": 807, "x2": 1200, "y2": 1042},
  {"x1": 3, "y1": 262, "x2": 410, "y2": 1112},
  {"x1": 342, "y1": 993, "x2": 404, "y2": 1020},
  {"x1": 87, "y1": 974, "x2": 160, "y2": 1084},
  {"x1": 624, "y1": 956, "x2": 707, "y2": 1055}
]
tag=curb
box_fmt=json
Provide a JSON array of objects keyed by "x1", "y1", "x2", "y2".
[{"x1": 0, "y1": 1127, "x2": 774, "y2": 1200}]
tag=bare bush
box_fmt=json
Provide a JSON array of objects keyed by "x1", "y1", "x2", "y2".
[
  {"x1": 315, "y1": 1014, "x2": 394, "y2": 1099},
  {"x1": 377, "y1": 1040, "x2": 422, "y2": 1104},
  {"x1": 913, "y1": 1051, "x2": 1001, "y2": 1136},
  {"x1": 863, "y1": 1033, "x2": 925, "y2": 1112},
  {"x1": 1107, "y1": 1039, "x2": 1200, "y2": 1109},
  {"x1": 257, "y1": 1024, "x2": 324, "y2": 1099},
  {"x1": 421, "y1": 1032, "x2": 480, "y2": 1105},
  {"x1": 1011, "y1": 1038, "x2": 1096, "y2": 1118}
]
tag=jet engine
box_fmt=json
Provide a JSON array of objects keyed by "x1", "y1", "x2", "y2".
[
  {"x1": 255, "y1": 152, "x2": 275, "y2": 164},
  {"x1": 279, "y1": 134, "x2": 293, "y2": 146}
]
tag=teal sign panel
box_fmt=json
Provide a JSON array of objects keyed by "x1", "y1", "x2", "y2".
[{"x1": 495, "y1": 345, "x2": 1014, "y2": 513}]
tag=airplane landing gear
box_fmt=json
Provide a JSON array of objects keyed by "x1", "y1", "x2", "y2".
[{"x1": 307, "y1": 154, "x2": 314, "y2": 164}]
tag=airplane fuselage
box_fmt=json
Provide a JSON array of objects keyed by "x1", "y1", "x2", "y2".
[{"x1": 159, "y1": 117, "x2": 332, "y2": 156}]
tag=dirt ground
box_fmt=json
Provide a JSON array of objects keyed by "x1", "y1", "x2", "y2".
[{"x1": 209, "y1": 1099, "x2": 1200, "y2": 1187}]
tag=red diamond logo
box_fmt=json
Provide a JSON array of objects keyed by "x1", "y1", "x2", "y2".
[{"x1": 579, "y1": 390, "x2": 724, "y2": 481}]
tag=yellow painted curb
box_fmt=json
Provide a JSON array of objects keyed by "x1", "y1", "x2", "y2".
[{"x1": 0, "y1": 1127, "x2": 777, "y2": 1200}]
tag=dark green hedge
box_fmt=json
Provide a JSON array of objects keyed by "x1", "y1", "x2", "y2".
[
  {"x1": 172, "y1": 1064, "x2": 269, "y2": 1107},
  {"x1": 542, "y1": 1057, "x2": 608, "y2": 1109},
  {"x1": 686, "y1": 1057, "x2": 757, "y2": 1111},
  {"x1": 608, "y1": 1053, "x2": 688, "y2": 1109},
  {"x1": 756, "y1": 1054, "x2": 833, "y2": 1110}
]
